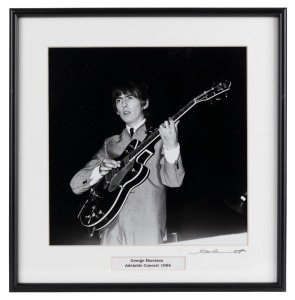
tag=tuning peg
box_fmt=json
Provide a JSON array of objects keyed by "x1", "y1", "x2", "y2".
[{"x1": 225, "y1": 93, "x2": 228, "y2": 98}]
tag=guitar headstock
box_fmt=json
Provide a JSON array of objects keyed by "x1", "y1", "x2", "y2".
[
  {"x1": 197, "y1": 80, "x2": 232, "y2": 103},
  {"x1": 214, "y1": 80, "x2": 231, "y2": 92}
]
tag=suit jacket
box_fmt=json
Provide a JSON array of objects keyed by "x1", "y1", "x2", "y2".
[{"x1": 70, "y1": 123, "x2": 185, "y2": 238}]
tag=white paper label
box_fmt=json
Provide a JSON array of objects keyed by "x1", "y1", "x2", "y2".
[{"x1": 112, "y1": 257, "x2": 186, "y2": 271}]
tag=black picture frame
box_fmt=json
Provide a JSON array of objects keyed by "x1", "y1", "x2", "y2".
[{"x1": 10, "y1": 8, "x2": 287, "y2": 292}]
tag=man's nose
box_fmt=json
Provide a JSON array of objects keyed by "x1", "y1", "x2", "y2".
[{"x1": 122, "y1": 99, "x2": 128, "y2": 107}]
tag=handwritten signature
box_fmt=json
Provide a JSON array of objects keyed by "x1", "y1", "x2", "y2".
[{"x1": 189, "y1": 249, "x2": 246, "y2": 255}]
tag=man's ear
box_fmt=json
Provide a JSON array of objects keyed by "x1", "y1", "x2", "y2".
[{"x1": 143, "y1": 99, "x2": 149, "y2": 109}]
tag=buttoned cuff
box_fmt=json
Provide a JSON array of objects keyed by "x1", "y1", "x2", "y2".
[
  {"x1": 90, "y1": 165, "x2": 103, "y2": 185},
  {"x1": 163, "y1": 143, "x2": 180, "y2": 164}
]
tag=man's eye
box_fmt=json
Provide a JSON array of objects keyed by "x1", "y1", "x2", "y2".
[
  {"x1": 128, "y1": 96, "x2": 134, "y2": 100},
  {"x1": 116, "y1": 99, "x2": 121, "y2": 103}
]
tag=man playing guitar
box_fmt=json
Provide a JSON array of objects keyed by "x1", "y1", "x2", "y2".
[{"x1": 70, "y1": 81, "x2": 185, "y2": 245}]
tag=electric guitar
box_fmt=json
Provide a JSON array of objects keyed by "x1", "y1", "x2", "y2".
[{"x1": 78, "y1": 81, "x2": 231, "y2": 231}]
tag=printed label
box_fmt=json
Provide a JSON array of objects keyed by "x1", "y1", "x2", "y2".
[{"x1": 112, "y1": 256, "x2": 186, "y2": 271}]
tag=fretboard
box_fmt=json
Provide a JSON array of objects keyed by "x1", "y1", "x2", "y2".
[{"x1": 122, "y1": 81, "x2": 231, "y2": 164}]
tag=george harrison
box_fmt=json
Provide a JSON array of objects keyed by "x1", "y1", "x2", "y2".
[{"x1": 70, "y1": 81, "x2": 185, "y2": 245}]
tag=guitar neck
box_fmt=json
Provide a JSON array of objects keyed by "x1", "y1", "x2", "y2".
[{"x1": 119, "y1": 81, "x2": 231, "y2": 168}]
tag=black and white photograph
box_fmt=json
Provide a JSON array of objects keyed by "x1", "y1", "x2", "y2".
[
  {"x1": 49, "y1": 47, "x2": 247, "y2": 246},
  {"x1": 8, "y1": 6, "x2": 287, "y2": 292}
]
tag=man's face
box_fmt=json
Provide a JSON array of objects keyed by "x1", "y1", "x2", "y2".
[{"x1": 115, "y1": 93, "x2": 146, "y2": 127}]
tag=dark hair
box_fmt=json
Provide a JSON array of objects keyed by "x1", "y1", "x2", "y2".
[{"x1": 111, "y1": 81, "x2": 150, "y2": 116}]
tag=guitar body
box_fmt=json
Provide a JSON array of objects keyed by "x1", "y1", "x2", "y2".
[{"x1": 79, "y1": 139, "x2": 154, "y2": 230}]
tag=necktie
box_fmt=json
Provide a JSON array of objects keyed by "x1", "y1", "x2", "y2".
[{"x1": 130, "y1": 128, "x2": 134, "y2": 138}]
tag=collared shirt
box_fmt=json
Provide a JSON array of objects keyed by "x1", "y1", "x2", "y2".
[{"x1": 126, "y1": 118, "x2": 146, "y2": 136}]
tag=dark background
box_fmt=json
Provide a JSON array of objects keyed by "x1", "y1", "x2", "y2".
[{"x1": 49, "y1": 47, "x2": 247, "y2": 245}]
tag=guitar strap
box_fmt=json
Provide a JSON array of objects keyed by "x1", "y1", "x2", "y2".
[{"x1": 144, "y1": 120, "x2": 155, "y2": 140}]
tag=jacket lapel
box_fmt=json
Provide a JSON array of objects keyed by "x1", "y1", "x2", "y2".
[{"x1": 107, "y1": 123, "x2": 148, "y2": 158}]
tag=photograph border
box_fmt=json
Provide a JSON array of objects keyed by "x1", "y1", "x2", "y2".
[{"x1": 9, "y1": 8, "x2": 287, "y2": 292}]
